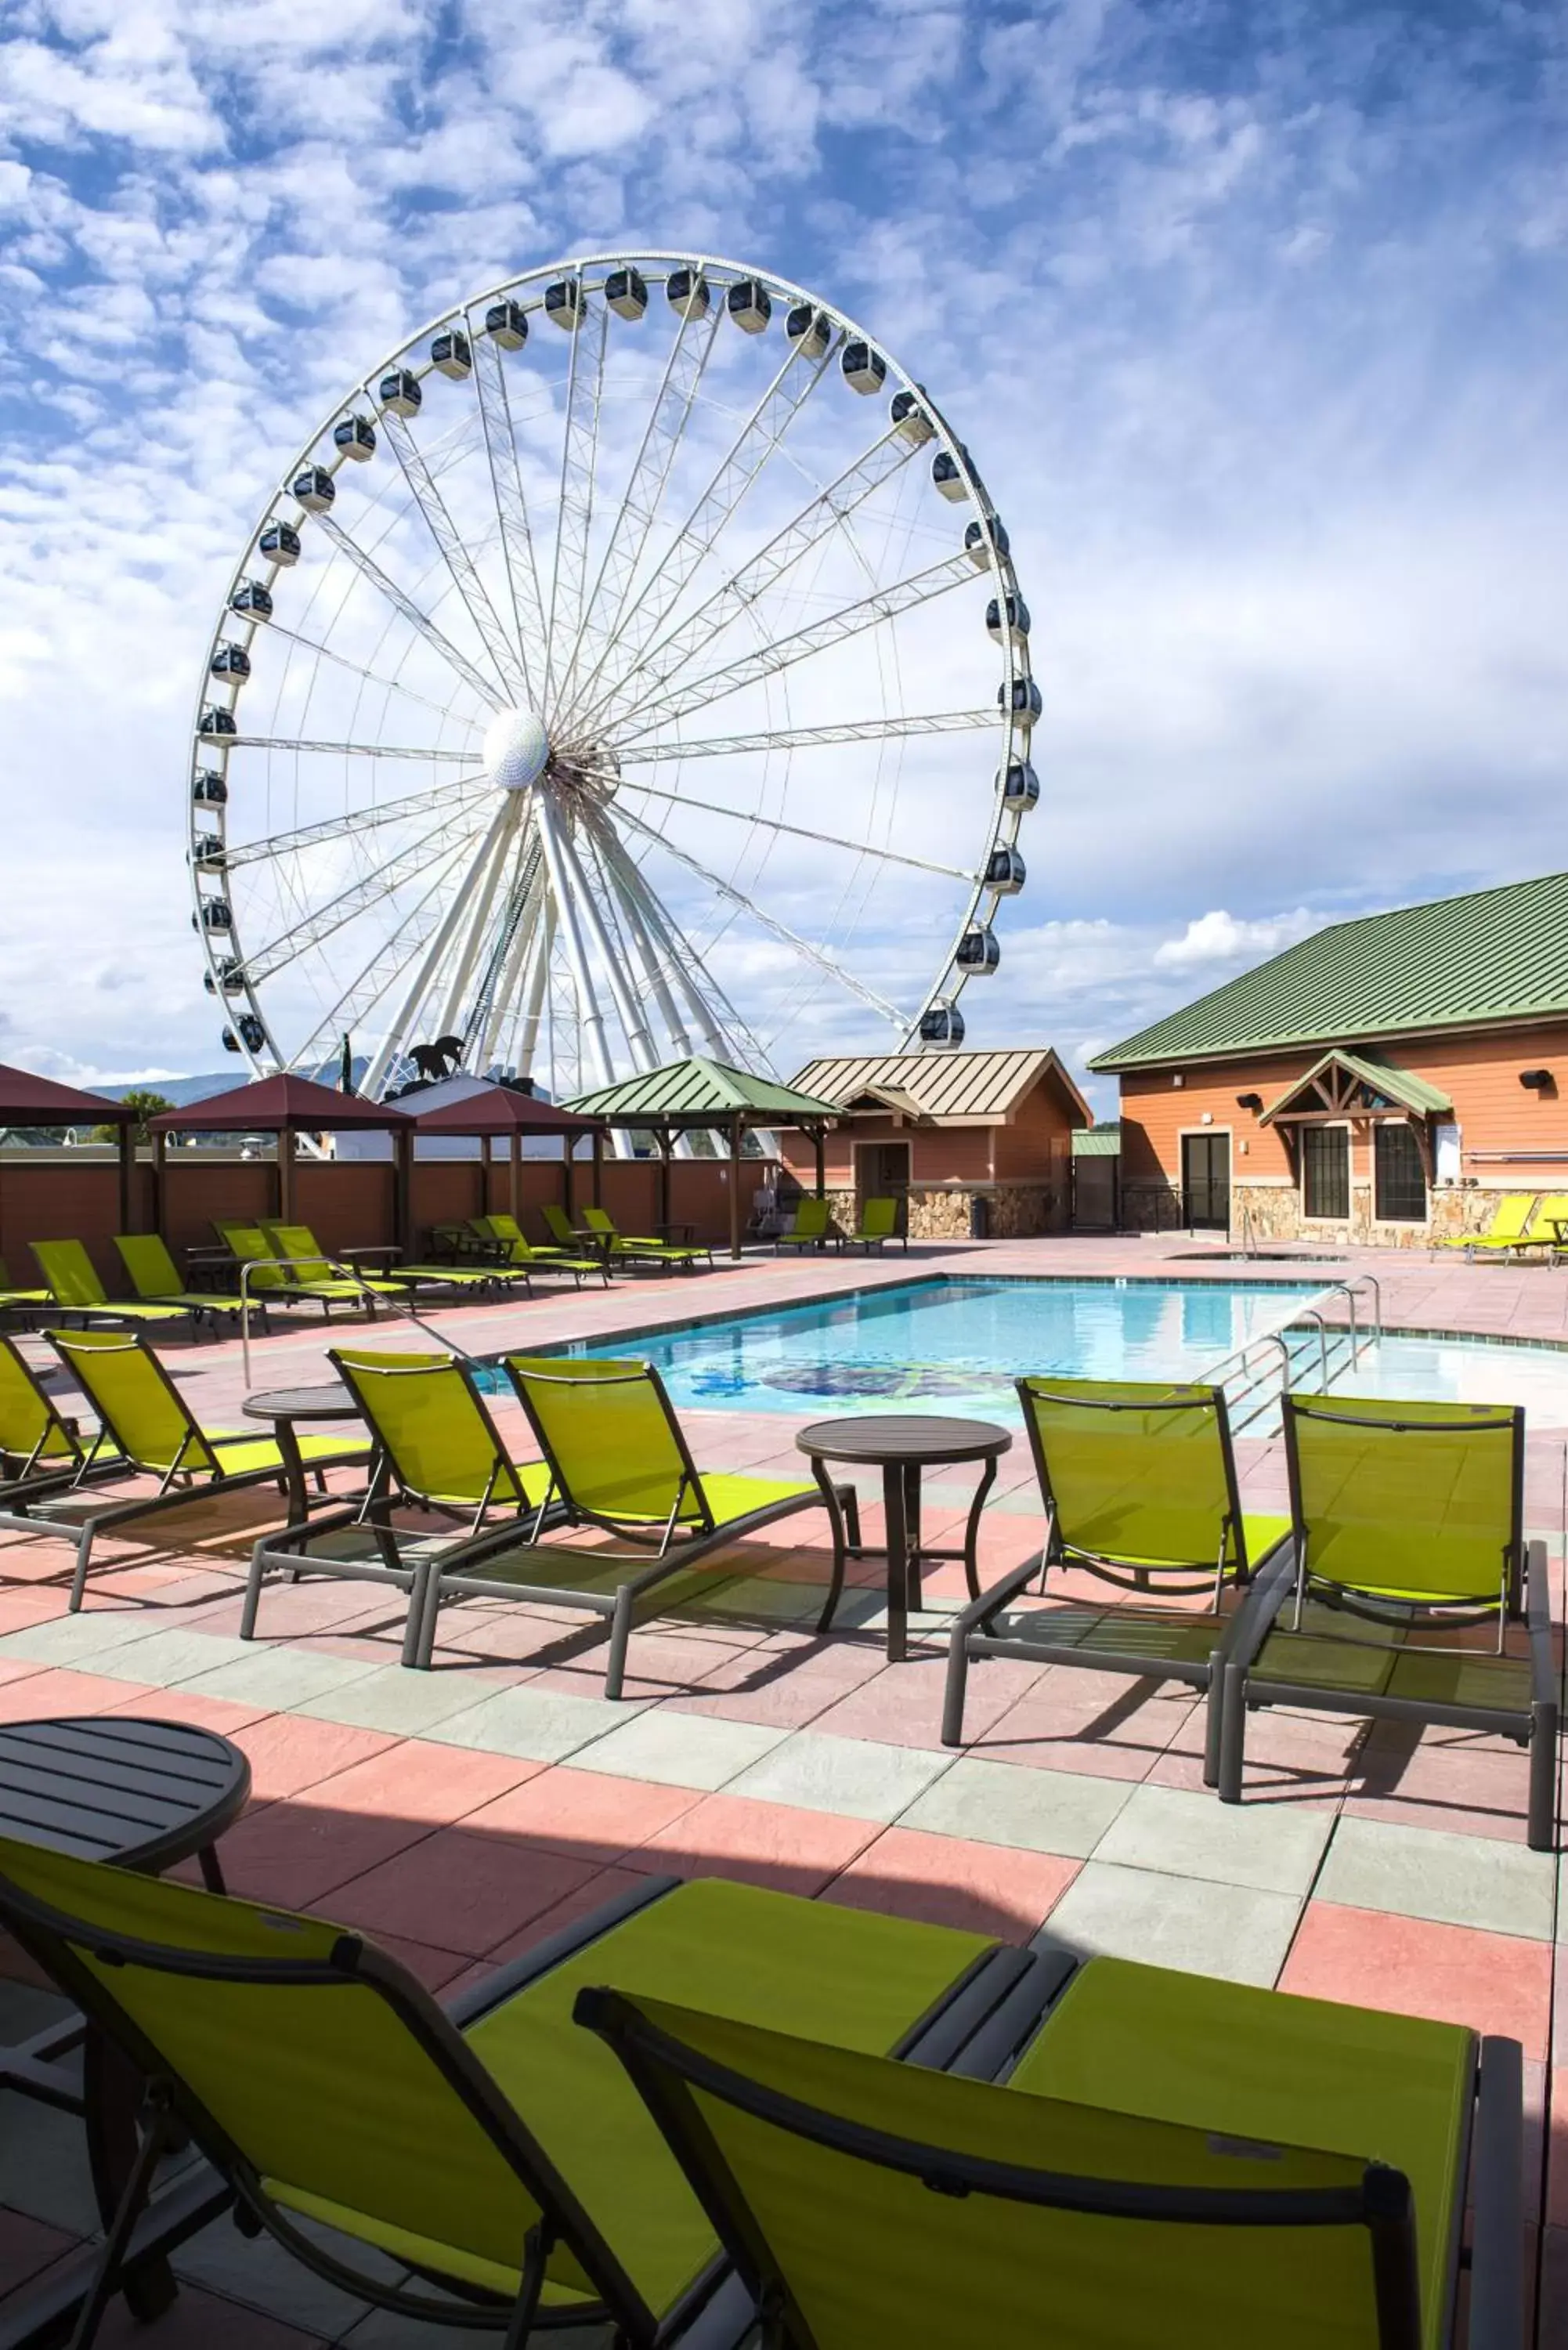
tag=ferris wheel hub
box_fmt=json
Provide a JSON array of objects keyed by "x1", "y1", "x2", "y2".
[{"x1": 482, "y1": 705, "x2": 551, "y2": 794}]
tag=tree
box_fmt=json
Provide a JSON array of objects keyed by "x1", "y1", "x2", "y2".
[{"x1": 92, "y1": 1090, "x2": 175, "y2": 1145}]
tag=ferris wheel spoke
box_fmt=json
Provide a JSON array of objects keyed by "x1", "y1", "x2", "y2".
[
  {"x1": 471, "y1": 331, "x2": 551, "y2": 700},
  {"x1": 616, "y1": 551, "x2": 978, "y2": 742},
  {"x1": 547, "y1": 803, "x2": 660, "y2": 1069},
  {"x1": 221, "y1": 776, "x2": 490, "y2": 871},
  {"x1": 542, "y1": 280, "x2": 609, "y2": 714},
  {"x1": 615, "y1": 776, "x2": 974, "y2": 881},
  {"x1": 602, "y1": 833, "x2": 782, "y2": 1073},
  {"x1": 617, "y1": 707, "x2": 997, "y2": 763},
  {"x1": 555, "y1": 298, "x2": 724, "y2": 723},
  {"x1": 563, "y1": 335, "x2": 836, "y2": 730},
  {"x1": 612, "y1": 801, "x2": 905, "y2": 1029},
  {"x1": 242, "y1": 805, "x2": 490, "y2": 985},
  {"x1": 585, "y1": 828, "x2": 692, "y2": 1060},
  {"x1": 435, "y1": 799, "x2": 523, "y2": 1034},
  {"x1": 258, "y1": 619, "x2": 476, "y2": 724},
  {"x1": 570, "y1": 426, "x2": 916, "y2": 737},
  {"x1": 381, "y1": 413, "x2": 528, "y2": 703},
  {"x1": 230, "y1": 736, "x2": 477, "y2": 762},
  {"x1": 508, "y1": 895, "x2": 556, "y2": 1079},
  {"x1": 315, "y1": 512, "x2": 502, "y2": 710}
]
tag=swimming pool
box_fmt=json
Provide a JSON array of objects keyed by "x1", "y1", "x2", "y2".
[
  {"x1": 554, "y1": 1277, "x2": 1323, "y2": 1420},
  {"x1": 1318, "y1": 1332, "x2": 1568, "y2": 1426}
]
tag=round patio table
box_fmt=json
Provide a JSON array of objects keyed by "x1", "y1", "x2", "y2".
[
  {"x1": 794, "y1": 1415, "x2": 1011, "y2": 1663},
  {"x1": 0, "y1": 1716, "x2": 251, "y2": 2322},
  {"x1": 242, "y1": 1381, "x2": 367, "y2": 1524}
]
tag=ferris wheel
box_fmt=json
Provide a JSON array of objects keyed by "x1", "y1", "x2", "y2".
[{"x1": 189, "y1": 251, "x2": 1039, "y2": 1112}]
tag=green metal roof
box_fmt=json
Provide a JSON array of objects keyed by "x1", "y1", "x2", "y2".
[
  {"x1": 1071, "y1": 1122, "x2": 1122, "y2": 1157},
  {"x1": 1090, "y1": 871, "x2": 1568, "y2": 1071},
  {"x1": 562, "y1": 1056, "x2": 842, "y2": 1124},
  {"x1": 1258, "y1": 1050, "x2": 1452, "y2": 1126}
]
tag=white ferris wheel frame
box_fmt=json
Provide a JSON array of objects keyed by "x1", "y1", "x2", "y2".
[{"x1": 187, "y1": 248, "x2": 1036, "y2": 1101}]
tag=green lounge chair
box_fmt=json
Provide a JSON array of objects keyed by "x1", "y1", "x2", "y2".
[
  {"x1": 213, "y1": 1221, "x2": 365, "y2": 1316},
  {"x1": 774, "y1": 1196, "x2": 835, "y2": 1252},
  {"x1": 113, "y1": 1233, "x2": 267, "y2": 1333},
  {"x1": 31, "y1": 1329, "x2": 371, "y2": 1611},
  {"x1": 1500, "y1": 1190, "x2": 1568, "y2": 1256},
  {"x1": 475, "y1": 1211, "x2": 606, "y2": 1285},
  {"x1": 1219, "y1": 1393, "x2": 1557, "y2": 1846},
  {"x1": 262, "y1": 1218, "x2": 532, "y2": 1303},
  {"x1": 0, "y1": 1842, "x2": 1035, "y2": 2349},
  {"x1": 1433, "y1": 1191, "x2": 1538, "y2": 1256},
  {"x1": 580, "y1": 1206, "x2": 713, "y2": 1271},
  {"x1": 29, "y1": 1239, "x2": 198, "y2": 1335},
  {"x1": 581, "y1": 1940, "x2": 1523, "y2": 2350},
  {"x1": 398, "y1": 1356, "x2": 862, "y2": 1690},
  {"x1": 943, "y1": 1379, "x2": 1293, "y2": 1780},
  {"x1": 0, "y1": 1253, "x2": 50, "y2": 1316},
  {"x1": 0, "y1": 1333, "x2": 128, "y2": 1520},
  {"x1": 241, "y1": 1348, "x2": 562, "y2": 1663},
  {"x1": 845, "y1": 1195, "x2": 906, "y2": 1252}
]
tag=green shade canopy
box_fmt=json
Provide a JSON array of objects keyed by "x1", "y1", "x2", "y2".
[
  {"x1": 562, "y1": 1056, "x2": 842, "y2": 1127},
  {"x1": 1091, "y1": 870, "x2": 1568, "y2": 1071}
]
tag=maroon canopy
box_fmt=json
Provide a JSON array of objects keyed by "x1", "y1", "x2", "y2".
[
  {"x1": 406, "y1": 1084, "x2": 604, "y2": 1138},
  {"x1": 0, "y1": 1062, "x2": 134, "y2": 1126},
  {"x1": 150, "y1": 1073, "x2": 414, "y2": 1133}
]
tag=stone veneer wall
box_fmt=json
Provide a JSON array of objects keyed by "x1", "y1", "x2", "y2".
[{"x1": 814, "y1": 1180, "x2": 1061, "y2": 1242}]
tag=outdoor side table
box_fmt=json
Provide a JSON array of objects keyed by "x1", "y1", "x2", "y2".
[
  {"x1": 794, "y1": 1415, "x2": 1011, "y2": 1664},
  {"x1": 0, "y1": 1716, "x2": 251, "y2": 2330},
  {"x1": 242, "y1": 1381, "x2": 368, "y2": 1523}
]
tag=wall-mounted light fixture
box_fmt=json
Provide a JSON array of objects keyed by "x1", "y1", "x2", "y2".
[
  {"x1": 1519, "y1": 1069, "x2": 1554, "y2": 1091},
  {"x1": 1171, "y1": 1073, "x2": 1184, "y2": 1089},
  {"x1": 1236, "y1": 1092, "x2": 1263, "y2": 1112}
]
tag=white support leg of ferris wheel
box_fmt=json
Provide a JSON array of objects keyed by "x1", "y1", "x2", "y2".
[
  {"x1": 547, "y1": 812, "x2": 661, "y2": 1073},
  {"x1": 474, "y1": 862, "x2": 544, "y2": 1072},
  {"x1": 602, "y1": 831, "x2": 756, "y2": 1068},
  {"x1": 514, "y1": 899, "x2": 556, "y2": 1081},
  {"x1": 586, "y1": 826, "x2": 692, "y2": 1058},
  {"x1": 436, "y1": 798, "x2": 520, "y2": 1036},
  {"x1": 532, "y1": 793, "x2": 615, "y2": 1090},
  {"x1": 360, "y1": 799, "x2": 515, "y2": 1098}
]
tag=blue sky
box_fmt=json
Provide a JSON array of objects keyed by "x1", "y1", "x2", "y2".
[{"x1": 0, "y1": 0, "x2": 1563, "y2": 1107}]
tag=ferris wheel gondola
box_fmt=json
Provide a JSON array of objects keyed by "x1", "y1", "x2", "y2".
[{"x1": 189, "y1": 251, "x2": 1039, "y2": 1112}]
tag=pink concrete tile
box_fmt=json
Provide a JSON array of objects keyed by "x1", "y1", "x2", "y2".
[
  {"x1": 198, "y1": 1796, "x2": 432, "y2": 1911},
  {"x1": 1280, "y1": 1902, "x2": 1553, "y2": 2056},
  {"x1": 1549, "y1": 2095, "x2": 1568, "y2": 2236},
  {"x1": 100, "y1": 1687, "x2": 274, "y2": 1737},
  {"x1": 473, "y1": 1863, "x2": 654, "y2": 1975},
  {"x1": 227, "y1": 1712, "x2": 396, "y2": 1801},
  {"x1": 974, "y1": 1665, "x2": 1194, "y2": 1779},
  {"x1": 366, "y1": 1927, "x2": 474, "y2": 1995},
  {"x1": 810, "y1": 1653, "x2": 1044, "y2": 1750},
  {"x1": 0, "y1": 1667, "x2": 155, "y2": 1722},
  {"x1": 0, "y1": 1590, "x2": 70, "y2": 1632},
  {"x1": 0, "y1": 2207, "x2": 76, "y2": 2298},
  {"x1": 330, "y1": 1828, "x2": 603, "y2": 1958},
  {"x1": 312, "y1": 1737, "x2": 543, "y2": 1826},
  {"x1": 826, "y1": 1827, "x2": 1080, "y2": 1943},
  {"x1": 1540, "y1": 2226, "x2": 1568, "y2": 2349},
  {"x1": 1343, "y1": 1741, "x2": 1541, "y2": 1845},
  {"x1": 630, "y1": 1791, "x2": 879, "y2": 1896},
  {"x1": 0, "y1": 1655, "x2": 48, "y2": 1687},
  {"x1": 462, "y1": 1766, "x2": 704, "y2": 1863}
]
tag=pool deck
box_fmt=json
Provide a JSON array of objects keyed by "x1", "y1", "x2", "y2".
[{"x1": 2, "y1": 1233, "x2": 1565, "y2": 2343}]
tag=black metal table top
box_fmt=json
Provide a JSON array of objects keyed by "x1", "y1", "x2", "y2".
[
  {"x1": 241, "y1": 1383, "x2": 361, "y2": 1421},
  {"x1": 795, "y1": 1415, "x2": 1012, "y2": 1466},
  {"x1": 0, "y1": 1716, "x2": 251, "y2": 1871}
]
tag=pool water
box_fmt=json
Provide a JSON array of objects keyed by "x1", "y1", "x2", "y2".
[
  {"x1": 555, "y1": 1277, "x2": 1322, "y2": 1420},
  {"x1": 1321, "y1": 1333, "x2": 1568, "y2": 1426}
]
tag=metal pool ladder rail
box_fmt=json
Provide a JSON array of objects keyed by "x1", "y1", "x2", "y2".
[{"x1": 1203, "y1": 1275, "x2": 1383, "y2": 1434}]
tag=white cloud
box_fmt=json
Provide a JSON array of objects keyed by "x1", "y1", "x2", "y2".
[{"x1": 1153, "y1": 907, "x2": 1317, "y2": 971}]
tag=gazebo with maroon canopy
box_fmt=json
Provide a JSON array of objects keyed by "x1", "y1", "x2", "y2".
[
  {"x1": 0, "y1": 1064, "x2": 140, "y2": 1238},
  {"x1": 403, "y1": 1080, "x2": 609, "y2": 1231},
  {"x1": 149, "y1": 1074, "x2": 414, "y2": 1242}
]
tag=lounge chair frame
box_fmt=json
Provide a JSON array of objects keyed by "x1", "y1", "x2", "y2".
[
  {"x1": 942, "y1": 1380, "x2": 1293, "y2": 1780},
  {"x1": 1218, "y1": 1396, "x2": 1557, "y2": 1847},
  {"x1": 0, "y1": 1860, "x2": 1038, "y2": 2350}
]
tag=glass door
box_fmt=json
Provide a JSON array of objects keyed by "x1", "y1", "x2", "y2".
[{"x1": 1180, "y1": 1132, "x2": 1231, "y2": 1231}]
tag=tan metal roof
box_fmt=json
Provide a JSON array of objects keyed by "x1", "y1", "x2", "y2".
[{"x1": 789, "y1": 1049, "x2": 1091, "y2": 1126}]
